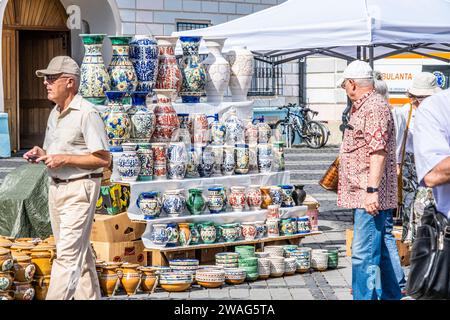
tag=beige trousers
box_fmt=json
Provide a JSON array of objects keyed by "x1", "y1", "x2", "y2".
[{"x1": 46, "y1": 178, "x2": 102, "y2": 300}]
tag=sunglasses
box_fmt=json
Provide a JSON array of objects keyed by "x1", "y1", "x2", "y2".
[{"x1": 44, "y1": 74, "x2": 71, "y2": 84}]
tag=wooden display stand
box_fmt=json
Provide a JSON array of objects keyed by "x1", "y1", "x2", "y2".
[
  {"x1": 91, "y1": 239, "x2": 147, "y2": 265},
  {"x1": 144, "y1": 232, "x2": 322, "y2": 266}
]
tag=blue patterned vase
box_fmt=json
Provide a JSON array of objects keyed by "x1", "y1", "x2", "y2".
[
  {"x1": 209, "y1": 113, "x2": 226, "y2": 145},
  {"x1": 179, "y1": 36, "x2": 206, "y2": 103},
  {"x1": 207, "y1": 187, "x2": 226, "y2": 213},
  {"x1": 136, "y1": 191, "x2": 161, "y2": 219},
  {"x1": 130, "y1": 35, "x2": 159, "y2": 92},
  {"x1": 269, "y1": 186, "x2": 283, "y2": 206},
  {"x1": 104, "y1": 91, "x2": 131, "y2": 146},
  {"x1": 197, "y1": 147, "x2": 214, "y2": 178},
  {"x1": 167, "y1": 142, "x2": 187, "y2": 180},
  {"x1": 162, "y1": 189, "x2": 186, "y2": 217},
  {"x1": 117, "y1": 143, "x2": 140, "y2": 182},
  {"x1": 129, "y1": 91, "x2": 156, "y2": 143}
]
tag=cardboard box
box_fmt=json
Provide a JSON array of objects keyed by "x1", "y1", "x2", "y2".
[
  {"x1": 91, "y1": 212, "x2": 146, "y2": 243},
  {"x1": 91, "y1": 240, "x2": 147, "y2": 265}
]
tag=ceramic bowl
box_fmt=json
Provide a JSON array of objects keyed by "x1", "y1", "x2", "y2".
[
  {"x1": 238, "y1": 257, "x2": 258, "y2": 267},
  {"x1": 160, "y1": 282, "x2": 191, "y2": 292},
  {"x1": 255, "y1": 252, "x2": 269, "y2": 258},
  {"x1": 264, "y1": 246, "x2": 285, "y2": 257},
  {"x1": 216, "y1": 258, "x2": 239, "y2": 264},
  {"x1": 169, "y1": 259, "x2": 199, "y2": 266},
  {"x1": 216, "y1": 262, "x2": 239, "y2": 268},
  {"x1": 216, "y1": 252, "x2": 240, "y2": 259},
  {"x1": 246, "y1": 273, "x2": 259, "y2": 281},
  {"x1": 311, "y1": 249, "x2": 329, "y2": 271}
]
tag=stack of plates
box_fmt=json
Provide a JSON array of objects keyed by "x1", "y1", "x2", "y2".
[
  {"x1": 235, "y1": 246, "x2": 255, "y2": 259},
  {"x1": 224, "y1": 268, "x2": 247, "y2": 285},
  {"x1": 215, "y1": 252, "x2": 239, "y2": 268},
  {"x1": 264, "y1": 246, "x2": 285, "y2": 257},
  {"x1": 159, "y1": 272, "x2": 193, "y2": 292},
  {"x1": 196, "y1": 269, "x2": 225, "y2": 288},
  {"x1": 239, "y1": 257, "x2": 259, "y2": 281}
]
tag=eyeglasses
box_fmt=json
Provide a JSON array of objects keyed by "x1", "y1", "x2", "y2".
[
  {"x1": 341, "y1": 79, "x2": 349, "y2": 89},
  {"x1": 407, "y1": 93, "x2": 428, "y2": 102},
  {"x1": 44, "y1": 74, "x2": 70, "y2": 84}
]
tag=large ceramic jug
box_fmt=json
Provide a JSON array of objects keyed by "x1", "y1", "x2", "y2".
[
  {"x1": 150, "y1": 224, "x2": 169, "y2": 247},
  {"x1": 166, "y1": 142, "x2": 188, "y2": 180},
  {"x1": 117, "y1": 263, "x2": 141, "y2": 296},
  {"x1": 99, "y1": 262, "x2": 122, "y2": 297},
  {"x1": 103, "y1": 91, "x2": 131, "y2": 146},
  {"x1": 179, "y1": 36, "x2": 206, "y2": 103},
  {"x1": 130, "y1": 35, "x2": 159, "y2": 92},
  {"x1": 108, "y1": 36, "x2": 138, "y2": 102},
  {"x1": 203, "y1": 37, "x2": 230, "y2": 103},
  {"x1": 226, "y1": 46, "x2": 254, "y2": 102},
  {"x1": 137, "y1": 191, "x2": 162, "y2": 220},
  {"x1": 79, "y1": 34, "x2": 111, "y2": 105},
  {"x1": 155, "y1": 36, "x2": 181, "y2": 100},
  {"x1": 223, "y1": 108, "x2": 245, "y2": 145},
  {"x1": 186, "y1": 188, "x2": 206, "y2": 215},
  {"x1": 152, "y1": 89, "x2": 180, "y2": 142},
  {"x1": 162, "y1": 189, "x2": 186, "y2": 217},
  {"x1": 129, "y1": 91, "x2": 156, "y2": 143}
]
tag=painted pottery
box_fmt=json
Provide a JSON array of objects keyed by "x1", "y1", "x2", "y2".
[
  {"x1": 186, "y1": 146, "x2": 200, "y2": 178},
  {"x1": 228, "y1": 186, "x2": 246, "y2": 211},
  {"x1": 179, "y1": 36, "x2": 207, "y2": 103},
  {"x1": 272, "y1": 141, "x2": 285, "y2": 172},
  {"x1": 260, "y1": 187, "x2": 273, "y2": 209},
  {"x1": 110, "y1": 146, "x2": 124, "y2": 182},
  {"x1": 155, "y1": 36, "x2": 182, "y2": 99},
  {"x1": 99, "y1": 262, "x2": 121, "y2": 297},
  {"x1": 118, "y1": 143, "x2": 140, "y2": 182},
  {"x1": 292, "y1": 185, "x2": 307, "y2": 206},
  {"x1": 223, "y1": 108, "x2": 245, "y2": 145},
  {"x1": 117, "y1": 263, "x2": 141, "y2": 296},
  {"x1": 33, "y1": 275, "x2": 50, "y2": 300},
  {"x1": 0, "y1": 270, "x2": 13, "y2": 291},
  {"x1": 197, "y1": 147, "x2": 214, "y2": 178},
  {"x1": 167, "y1": 142, "x2": 187, "y2": 180},
  {"x1": 209, "y1": 145, "x2": 224, "y2": 176},
  {"x1": 135, "y1": 143, "x2": 154, "y2": 181},
  {"x1": 241, "y1": 223, "x2": 257, "y2": 241},
  {"x1": 30, "y1": 247, "x2": 55, "y2": 276},
  {"x1": 327, "y1": 248, "x2": 339, "y2": 269},
  {"x1": 284, "y1": 257, "x2": 297, "y2": 275},
  {"x1": 177, "y1": 113, "x2": 191, "y2": 146},
  {"x1": 222, "y1": 146, "x2": 235, "y2": 175},
  {"x1": 207, "y1": 187, "x2": 226, "y2": 213},
  {"x1": 104, "y1": 91, "x2": 131, "y2": 146},
  {"x1": 209, "y1": 114, "x2": 226, "y2": 145},
  {"x1": 151, "y1": 143, "x2": 167, "y2": 180},
  {"x1": 150, "y1": 224, "x2": 169, "y2": 247},
  {"x1": 189, "y1": 224, "x2": 201, "y2": 245},
  {"x1": 258, "y1": 258, "x2": 271, "y2": 279},
  {"x1": 269, "y1": 186, "x2": 283, "y2": 206},
  {"x1": 297, "y1": 216, "x2": 311, "y2": 234},
  {"x1": 0, "y1": 248, "x2": 13, "y2": 272},
  {"x1": 295, "y1": 247, "x2": 312, "y2": 273},
  {"x1": 108, "y1": 36, "x2": 138, "y2": 99},
  {"x1": 153, "y1": 89, "x2": 180, "y2": 142},
  {"x1": 257, "y1": 122, "x2": 272, "y2": 144},
  {"x1": 12, "y1": 281, "x2": 35, "y2": 300},
  {"x1": 226, "y1": 46, "x2": 254, "y2": 101},
  {"x1": 79, "y1": 34, "x2": 111, "y2": 105},
  {"x1": 257, "y1": 144, "x2": 273, "y2": 173},
  {"x1": 224, "y1": 268, "x2": 246, "y2": 285},
  {"x1": 280, "y1": 218, "x2": 295, "y2": 236},
  {"x1": 220, "y1": 224, "x2": 239, "y2": 243},
  {"x1": 244, "y1": 118, "x2": 258, "y2": 145},
  {"x1": 306, "y1": 205, "x2": 319, "y2": 231},
  {"x1": 162, "y1": 189, "x2": 186, "y2": 217},
  {"x1": 248, "y1": 144, "x2": 258, "y2": 173},
  {"x1": 268, "y1": 257, "x2": 285, "y2": 277},
  {"x1": 130, "y1": 35, "x2": 159, "y2": 92},
  {"x1": 254, "y1": 221, "x2": 267, "y2": 239},
  {"x1": 246, "y1": 185, "x2": 262, "y2": 210},
  {"x1": 0, "y1": 290, "x2": 14, "y2": 300},
  {"x1": 234, "y1": 144, "x2": 250, "y2": 174},
  {"x1": 264, "y1": 246, "x2": 285, "y2": 257},
  {"x1": 266, "y1": 219, "x2": 280, "y2": 238},
  {"x1": 196, "y1": 269, "x2": 225, "y2": 288},
  {"x1": 203, "y1": 37, "x2": 230, "y2": 103},
  {"x1": 178, "y1": 223, "x2": 192, "y2": 246},
  {"x1": 189, "y1": 113, "x2": 209, "y2": 146},
  {"x1": 186, "y1": 188, "x2": 206, "y2": 215},
  {"x1": 129, "y1": 92, "x2": 156, "y2": 144},
  {"x1": 280, "y1": 185, "x2": 295, "y2": 208},
  {"x1": 0, "y1": 238, "x2": 13, "y2": 249},
  {"x1": 199, "y1": 222, "x2": 216, "y2": 244},
  {"x1": 137, "y1": 267, "x2": 157, "y2": 293},
  {"x1": 137, "y1": 191, "x2": 162, "y2": 220},
  {"x1": 311, "y1": 249, "x2": 329, "y2": 271}
]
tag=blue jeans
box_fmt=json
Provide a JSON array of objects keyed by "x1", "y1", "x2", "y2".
[
  {"x1": 384, "y1": 213, "x2": 407, "y2": 291},
  {"x1": 352, "y1": 208, "x2": 402, "y2": 300}
]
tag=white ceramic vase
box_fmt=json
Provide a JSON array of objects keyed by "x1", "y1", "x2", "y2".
[
  {"x1": 226, "y1": 46, "x2": 254, "y2": 102},
  {"x1": 203, "y1": 38, "x2": 230, "y2": 103}
]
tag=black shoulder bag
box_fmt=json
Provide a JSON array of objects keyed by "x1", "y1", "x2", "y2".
[{"x1": 406, "y1": 204, "x2": 450, "y2": 299}]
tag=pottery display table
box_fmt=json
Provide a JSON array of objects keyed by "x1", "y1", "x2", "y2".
[
  {"x1": 172, "y1": 100, "x2": 254, "y2": 119},
  {"x1": 143, "y1": 231, "x2": 322, "y2": 266}
]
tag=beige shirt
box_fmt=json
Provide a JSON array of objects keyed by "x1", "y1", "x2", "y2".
[{"x1": 43, "y1": 94, "x2": 109, "y2": 180}]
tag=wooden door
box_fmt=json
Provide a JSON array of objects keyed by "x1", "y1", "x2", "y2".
[{"x1": 19, "y1": 30, "x2": 70, "y2": 149}]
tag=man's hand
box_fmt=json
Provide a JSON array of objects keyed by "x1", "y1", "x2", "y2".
[
  {"x1": 36, "y1": 154, "x2": 68, "y2": 169},
  {"x1": 364, "y1": 192, "x2": 380, "y2": 216},
  {"x1": 23, "y1": 146, "x2": 46, "y2": 163}
]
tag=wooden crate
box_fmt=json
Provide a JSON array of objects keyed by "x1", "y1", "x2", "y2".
[
  {"x1": 91, "y1": 240, "x2": 147, "y2": 265},
  {"x1": 91, "y1": 212, "x2": 146, "y2": 243}
]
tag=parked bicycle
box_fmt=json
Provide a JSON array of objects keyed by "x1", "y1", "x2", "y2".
[{"x1": 274, "y1": 103, "x2": 330, "y2": 149}]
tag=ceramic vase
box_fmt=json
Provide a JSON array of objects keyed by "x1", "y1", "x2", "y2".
[
  {"x1": 136, "y1": 191, "x2": 161, "y2": 220},
  {"x1": 220, "y1": 224, "x2": 239, "y2": 242},
  {"x1": 197, "y1": 147, "x2": 214, "y2": 178},
  {"x1": 179, "y1": 36, "x2": 206, "y2": 103},
  {"x1": 269, "y1": 186, "x2": 283, "y2": 206},
  {"x1": 260, "y1": 187, "x2": 273, "y2": 209},
  {"x1": 210, "y1": 145, "x2": 224, "y2": 176},
  {"x1": 108, "y1": 36, "x2": 138, "y2": 102},
  {"x1": 0, "y1": 248, "x2": 13, "y2": 272},
  {"x1": 129, "y1": 91, "x2": 156, "y2": 143},
  {"x1": 136, "y1": 143, "x2": 154, "y2": 181},
  {"x1": 267, "y1": 204, "x2": 280, "y2": 219},
  {"x1": 203, "y1": 37, "x2": 230, "y2": 103},
  {"x1": 209, "y1": 114, "x2": 226, "y2": 145},
  {"x1": 138, "y1": 267, "x2": 157, "y2": 293},
  {"x1": 222, "y1": 146, "x2": 235, "y2": 175},
  {"x1": 177, "y1": 113, "x2": 191, "y2": 146},
  {"x1": 153, "y1": 89, "x2": 180, "y2": 142},
  {"x1": 0, "y1": 270, "x2": 13, "y2": 291},
  {"x1": 226, "y1": 46, "x2": 254, "y2": 102},
  {"x1": 117, "y1": 263, "x2": 141, "y2": 296},
  {"x1": 228, "y1": 186, "x2": 246, "y2": 211},
  {"x1": 104, "y1": 91, "x2": 131, "y2": 146},
  {"x1": 151, "y1": 224, "x2": 169, "y2": 247},
  {"x1": 13, "y1": 256, "x2": 35, "y2": 282},
  {"x1": 272, "y1": 141, "x2": 285, "y2": 172},
  {"x1": 199, "y1": 223, "x2": 216, "y2": 244},
  {"x1": 189, "y1": 224, "x2": 201, "y2": 245},
  {"x1": 280, "y1": 218, "x2": 295, "y2": 236},
  {"x1": 189, "y1": 113, "x2": 209, "y2": 146},
  {"x1": 266, "y1": 219, "x2": 280, "y2": 238},
  {"x1": 257, "y1": 122, "x2": 272, "y2": 144},
  {"x1": 292, "y1": 185, "x2": 307, "y2": 206},
  {"x1": 257, "y1": 144, "x2": 273, "y2": 174},
  {"x1": 166, "y1": 142, "x2": 187, "y2": 180},
  {"x1": 246, "y1": 185, "x2": 262, "y2": 210},
  {"x1": 207, "y1": 187, "x2": 226, "y2": 213},
  {"x1": 12, "y1": 281, "x2": 35, "y2": 300},
  {"x1": 280, "y1": 185, "x2": 295, "y2": 208},
  {"x1": 151, "y1": 143, "x2": 167, "y2": 180},
  {"x1": 223, "y1": 108, "x2": 245, "y2": 145},
  {"x1": 162, "y1": 190, "x2": 186, "y2": 217},
  {"x1": 186, "y1": 188, "x2": 206, "y2": 215},
  {"x1": 118, "y1": 143, "x2": 140, "y2": 182},
  {"x1": 110, "y1": 146, "x2": 124, "y2": 182},
  {"x1": 234, "y1": 144, "x2": 250, "y2": 174},
  {"x1": 166, "y1": 223, "x2": 179, "y2": 247},
  {"x1": 244, "y1": 118, "x2": 258, "y2": 145},
  {"x1": 155, "y1": 36, "x2": 182, "y2": 100},
  {"x1": 186, "y1": 146, "x2": 200, "y2": 178},
  {"x1": 79, "y1": 34, "x2": 111, "y2": 105},
  {"x1": 98, "y1": 263, "x2": 121, "y2": 297},
  {"x1": 254, "y1": 221, "x2": 267, "y2": 239},
  {"x1": 248, "y1": 145, "x2": 258, "y2": 173},
  {"x1": 241, "y1": 223, "x2": 257, "y2": 241},
  {"x1": 295, "y1": 247, "x2": 312, "y2": 273},
  {"x1": 130, "y1": 35, "x2": 159, "y2": 92},
  {"x1": 178, "y1": 223, "x2": 192, "y2": 246}
]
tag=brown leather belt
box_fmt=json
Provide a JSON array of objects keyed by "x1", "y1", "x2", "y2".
[{"x1": 51, "y1": 173, "x2": 103, "y2": 184}]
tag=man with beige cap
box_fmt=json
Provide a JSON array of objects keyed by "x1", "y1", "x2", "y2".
[
  {"x1": 23, "y1": 56, "x2": 110, "y2": 300},
  {"x1": 392, "y1": 72, "x2": 441, "y2": 246}
]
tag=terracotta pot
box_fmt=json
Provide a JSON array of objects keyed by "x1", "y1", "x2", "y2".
[
  {"x1": 117, "y1": 263, "x2": 141, "y2": 296},
  {"x1": 138, "y1": 267, "x2": 157, "y2": 293},
  {"x1": 30, "y1": 246, "x2": 56, "y2": 276},
  {"x1": 99, "y1": 262, "x2": 122, "y2": 297},
  {"x1": 0, "y1": 238, "x2": 13, "y2": 249},
  {"x1": 33, "y1": 275, "x2": 51, "y2": 300},
  {"x1": 0, "y1": 270, "x2": 14, "y2": 291},
  {"x1": 12, "y1": 281, "x2": 35, "y2": 300},
  {"x1": 0, "y1": 290, "x2": 14, "y2": 300},
  {"x1": 0, "y1": 247, "x2": 14, "y2": 272},
  {"x1": 13, "y1": 255, "x2": 36, "y2": 282}
]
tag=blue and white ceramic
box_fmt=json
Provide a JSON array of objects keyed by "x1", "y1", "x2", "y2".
[
  {"x1": 254, "y1": 221, "x2": 267, "y2": 239},
  {"x1": 223, "y1": 108, "x2": 245, "y2": 145},
  {"x1": 280, "y1": 185, "x2": 295, "y2": 208},
  {"x1": 162, "y1": 189, "x2": 186, "y2": 217},
  {"x1": 117, "y1": 143, "x2": 140, "y2": 182},
  {"x1": 234, "y1": 144, "x2": 249, "y2": 174},
  {"x1": 297, "y1": 216, "x2": 311, "y2": 234},
  {"x1": 210, "y1": 145, "x2": 223, "y2": 177},
  {"x1": 130, "y1": 35, "x2": 159, "y2": 92},
  {"x1": 150, "y1": 224, "x2": 169, "y2": 247},
  {"x1": 269, "y1": 186, "x2": 283, "y2": 206},
  {"x1": 166, "y1": 223, "x2": 179, "y2": 247},
  {"x1": 186, "y1": 146, "x2": 200, "y2": 178},
  {"x1": 129, "y1": 91, "x2": 156, "y2": 143},
  {"x1": 207, "y1": 187, "x2": 226, "y2": 213},
  {"x1": 167, "y1": 142, "x2": 187, "y2": 180},
  {"x1": 257, "y1": 122, "x2": 272, "y2": 144},
  {"x1": 197, "y1": 148, "x2": 214, "y2": 178},
  {"x1": 222, "y1": 146, "x2": 235, "y2": 175},
  {"x1": 136, "y1": 143, "x2": 153, "y2": 181},
  {"x1": 209, "y1": 114, "x2": 226, "y2": 145},
  {"x1": 177, "y1": 113, "x2": 191, "y2": 146},
  {"x1": 136, "y1": 191, "x2": 161, "y2": 219},
  {"x1": 104, "y1": 91, "x2": 131, "y2": 146},
  {"x1": 109, "y1": 146, "x2": 124, "y2": 182},
  {"x1": 179, "y1": 36, "x2": 206, "y2": 103},
  {"x1": 108, "y1": 36, "x2": 138, "y2": 96}
]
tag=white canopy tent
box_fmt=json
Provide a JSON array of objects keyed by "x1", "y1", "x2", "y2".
[{"x1": 173, "y1": 0, "x2": 450, "y2": 64}]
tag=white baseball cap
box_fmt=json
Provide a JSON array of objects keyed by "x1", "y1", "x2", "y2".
[
  {"x1": 336, "y1": 60, "x2": 373, "y2": 88},
  {"x1": 407, "y1": 72, "x2": 441, "y2": 97}
]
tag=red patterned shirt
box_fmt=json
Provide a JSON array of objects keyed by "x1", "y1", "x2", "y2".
[{"x1": 337, "y1": 90, "x2": 398, "y2": 210}]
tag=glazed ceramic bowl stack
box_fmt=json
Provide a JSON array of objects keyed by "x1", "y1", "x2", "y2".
[
  {"x1": 215, "y1": 252, "x2": 239, "y2": 268},
  {"x1": 235, "y1": 246, "x2": 255, "y2": 259},
  {"x1": 268, "y1": 257, "x2": 285, "y2": 277},
  {"x1": 257, "y1": 258, "x2": 271, "y2": 279},
  {"x1": 224, "y1": 268, "x2": 247, "y2": 285},
  {"x1": 264, "y1": 246, "x2": 285, "y2": 257},
  {"x1": 311, "y1": 249, "x2": 329, "y2": 271},
  {"x1": 159, "y1": 272, "x2": 193, "y2": 292},
  {"x1": 196, "y1": 268, "x2": 225, "y2": 288},
  {"x1": 238, "y1": 257, "x2": 259, "y2": 281},
  {"x1": 327, "y1": 249, "x2": 339, "y2": 269},
  {"x1": 284, "y1": 258, "x2": 297, "y2": 275},
  {"x1": 254, "y1": 252, "x2": 269, "y2": 259},
  {"x1": 169, "y1": 259, "x2": 199, "y2": 272},
  {"x1": 283, "y1": 245, "x2": 298, "y2": 257}
]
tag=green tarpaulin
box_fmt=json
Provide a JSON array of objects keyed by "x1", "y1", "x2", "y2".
[{"x1": 0, "y1": 163, "x2": 51, "y2": 238}]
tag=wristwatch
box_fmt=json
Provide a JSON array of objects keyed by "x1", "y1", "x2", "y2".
[{"x1": 366, "y1": 187, "x2": 379, "y2": 193}]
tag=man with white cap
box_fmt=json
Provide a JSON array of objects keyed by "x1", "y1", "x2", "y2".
[
  {"x1": 337, "y1": 60, "x2": 402, "y2": 300},
  {"x1": 23, "y1": 56, "x2": 110, "y2": 299},
  {"x1": 393, "y1": 72, "x2": 441, "y2": 246}
]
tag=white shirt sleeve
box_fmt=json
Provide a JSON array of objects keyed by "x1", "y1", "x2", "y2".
[
  {"x1": 413, "y1": 99, "x2": 450, "y2": 186},
  {"x1": 392, "y1": 105, "x2": 407, "y2": 164}
]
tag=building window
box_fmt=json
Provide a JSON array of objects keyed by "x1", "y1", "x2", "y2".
[
  {"x1": 176, "y1": 21, "x2": 210, "y2": 32},
  {"x1": 248, "y1": 57, "x2": 283, "y2": 97}
]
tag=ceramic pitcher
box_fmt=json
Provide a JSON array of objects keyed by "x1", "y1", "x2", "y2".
[
  {"x1": 136, "y1": 191, "x2": 161, "y2": 220},
  {"x1": 136, "y1": 143, "x2": 154, "y2": 181},
  {"x1": 186, "y1": 188, "x2": 206, "y2": 215}
]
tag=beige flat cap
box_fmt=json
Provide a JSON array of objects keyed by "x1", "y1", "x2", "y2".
[{"x1": 36, "y1": 56, "x2": 80, "y2": 77}]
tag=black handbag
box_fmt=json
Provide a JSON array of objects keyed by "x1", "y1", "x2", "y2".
[{"x1": 406, "y1": 204, "x2": 450, "y2": 299}]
